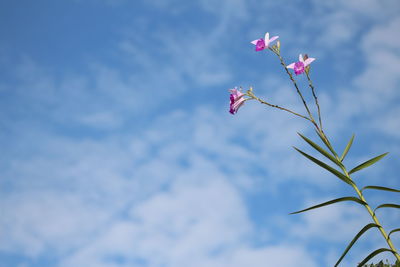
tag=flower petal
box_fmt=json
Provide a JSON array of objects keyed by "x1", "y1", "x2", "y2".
[
  {"x1": 264, "y1": 32, "x2": 270, "y2": 41},
  {"x1": 254, "y1": 39, "x2": 265, "y2": 51},
  {"x1": 251, "y1": 39, "x2": 259, "y2": 45},
  {"x1": 304, "y1": 57, "x2": 316, "y2": 66},
  {"x1": 229, "y1": 88, "x2": 245, "y2": 115},
  {"x1": 287, "y1": 63, "x2": 295, "y2": 69},
  {"x1": 229, "y1": 88, "x2": 244, "y2": 97},
  {"x1": 269, "y1": 36, "x2": 279, "y2": 43},
  {"x1": 299, "y1": 54, "x2": 304, "y2": 62}
]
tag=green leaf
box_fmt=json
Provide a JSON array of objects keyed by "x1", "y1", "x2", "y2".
[
  {"x1": 293, "y1": 147, "x2": 353, "y2": 185},
  {"x1": 335, "y1": 223, "x2": 380, "y2": 267},
  {"x1": 340, "y1": 134, "x2": 355, "y2": 162},
  {"x1": 315, "y1": 130, "x2": 338, "y2": 157},
  {"x1": 388, "y1": 228, "x2": 400, "y2": 238},
  {"x1": 357, "y1": 248, "x2": 396, "y2": 267},
  {"x1": 349, "y1": 152, "x2": 389, "y2": 175},
  {"x1": 298, "y1": 133, "x2": 342, "y2": 167},
  {"x1": 361, "y1": 186, "x2": 400, "y2": 194},
  {"x1": 290, "y1": 197, "x2": 366, "y2": 215},
  {"x1": 374, "y1": 203, "x2": 400, "y2": 213}
]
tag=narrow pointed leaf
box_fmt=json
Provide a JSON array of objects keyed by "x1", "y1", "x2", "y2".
[
  {"x1": 335, "y1": 223, "x2": 380, "y2": 267},
  {"x1": 290, "y1": 197, "x2": 366, "y2": 215},
  {"x1": 361, "y1": 185, "x2": 400, "y2": 193},
  {"x1": 298, "y1": 133, "x2": 342, "y2": 167},
  {"x1": 357, "y1": 248, "x2": 396, "y2": 267},
  {"x1": 389, "y1": 228, "x2": 400, "y2": 238},
  {"x1": 349, "y1": 152, "x2": 389, "y2": 175},
  {"x1": 374, "y1": 203, "x2": 400, "y2": 213},
  {"x1": 315, "y1": 130, "x2": 338, "y2": 157},
  {"x1": 293, "y1": 147, "x2": 353, "y2": 185},
  {"x1": 340, "y1": 134, "x2": 355, "y2": 162}
]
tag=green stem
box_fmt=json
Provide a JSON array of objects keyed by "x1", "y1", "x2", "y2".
[
  {"x1": 266, "y1": 45, "x2": 399, "y2": 264},
  {"x1": 246, "y1": 91, "x2": 311, "y2": 122},
  {"x1": 320, "y1": 130, "x2": 400, "y2": 263},
  {"x1": 305, "y1": 70, "x2": 323, "y2": 132},
  {"x1": 269, "y1": 48, "x2": 320, "y2": 131}
]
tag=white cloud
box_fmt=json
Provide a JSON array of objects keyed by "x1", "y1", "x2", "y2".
[
  {"x1": 0, "y1": 99, "x2": 326, "y2": 265},
  {"x1": 2, "y1": 1, "x2": 400, "y2": 266},
  {"x1": 0, "y1": 191, "x2": 110, "y2": 258},
  {"x1": 314, "y1": 10, "x2": 361, "y2": 49},
  {"x1": 355, "y1": 16, "x2": 400, "y2": 97},
  {"x1": 330, "y1": 14, "x2": 400, "y2": 141},
  {"x1": 225, "y1": 246, "x2": 317, "y2": 267},
  {"x1": 290, "y1": 201, "x2": 370, "y2": 242},
  {"x1": 328, "y1": 0, "x2": 400, "y2": 19},
  {"x1": 78, "y1": 111, "x2": 124, "y2": 129},
  {"x1": 59, "y1": 177, "x2": 316, "y2": 267}
]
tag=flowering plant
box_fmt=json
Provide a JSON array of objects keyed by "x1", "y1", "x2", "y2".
[{"x1": 229, "y1": 32, "x2": 400, "y2": 267}]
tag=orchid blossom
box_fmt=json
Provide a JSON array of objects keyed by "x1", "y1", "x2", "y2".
[
  {"x1": 251, "y1": 32, "x2": 279, "y2": 51},
  {"x1": 228, "y1": 32, "x2": 400, "y2": 265},
  {"x1": 229, "y1": 88, "x2": 245, "y2": 114},
  {"x1": 287, "y1": 54, "x2": 315, "y2": 75}
]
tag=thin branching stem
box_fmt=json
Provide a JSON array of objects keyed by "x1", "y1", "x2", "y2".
[
  {"x1": 269, "y1": 47, "x2": 320, "y2": 131},
  {"x1": 246, "y1": 91, "x2": 311, "y2": 122},
  {"x1": 245, "y1": 44, "x2": 400, "y2": 263},
  {"x1": 306, "y1": 70, "x2": 323, "y2": 132},
  {"x1": 253, "y1": 45, "x2": 400, "y2": 264}
]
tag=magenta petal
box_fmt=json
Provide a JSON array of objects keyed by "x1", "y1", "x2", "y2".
[
  {"x1": 229, "y1": 88, "x2": 244, "y2": 97},
  {"x1": 293, "y1": 61, "x2": 305, "y2": 75},
  {"x1": 231, "y1": 98, "x2": 245, "y2": 114},
  {"x1": 229, "y1": 88, "x2": 245, "y2": 114},
  {"x1": 255, "y1": 39, "x2": 265, "y2": 51}
]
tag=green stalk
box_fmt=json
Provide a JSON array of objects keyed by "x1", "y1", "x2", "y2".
[
  {"x1": 305, "y1": 71, "x2": 323, "y2": 132},
  {"x1": 246, "y1": 90, "x2": 311, "y2": 122},
  {"x1": 320, "y1": 130, "x2": 400, "y2": 263},
  {"x1": 269, "y1": 48, "x2": 320, "y2": 132},
  {"x1": 262, "y1": 44, "x2": 399, "y2": 263}
]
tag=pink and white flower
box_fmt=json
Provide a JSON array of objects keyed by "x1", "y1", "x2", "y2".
[
  {"x1": 229, "y1": 88, "x2": 245, "y2": 114},
  {"x1": 251, "y1": 32, "x2": 279, "y2": 51},
  {"x1": 287, "y1": 54, "x2": 315, "y2": 75}
]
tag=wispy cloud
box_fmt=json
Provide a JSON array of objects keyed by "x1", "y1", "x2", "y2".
[{"x1": 1, "y1": 1, "x2": 400, "y2": 266}]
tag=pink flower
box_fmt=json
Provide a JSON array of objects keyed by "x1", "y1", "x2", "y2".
[
  {"x1": 251, "y1": 32, "x2": 279, "y2": 51},
  {"x1": 287, "y1": 54, "x2": 315, "y2": 75},
  {"x1": 229, "y1": 88, "x2": 245, "y2": 114}
]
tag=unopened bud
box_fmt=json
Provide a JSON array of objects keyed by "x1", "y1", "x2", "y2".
[{"x1": 303, "y1": 54, "x2": 310, "y2": 74}]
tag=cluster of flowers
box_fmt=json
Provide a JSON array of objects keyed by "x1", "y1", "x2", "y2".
[
  {"x1": 229, "y1": 32, "x2": 315, "y2": 115},
  {"x1": 227, "y1": 31, "x2": 400, "y2": 266}
]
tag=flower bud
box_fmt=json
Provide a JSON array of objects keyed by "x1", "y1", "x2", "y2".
[{"x1": 303, "y1": 54, "x2": 310, "y2": 74}]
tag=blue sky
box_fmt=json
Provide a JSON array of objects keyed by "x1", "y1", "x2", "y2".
[{"x1": 1, "y1": 0, "x2": 400, "y2": 266}]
